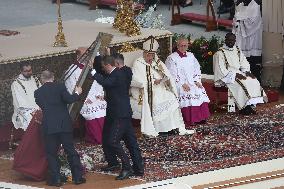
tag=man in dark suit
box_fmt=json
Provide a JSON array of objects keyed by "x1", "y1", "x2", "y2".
[
  {"x1": 91, "y1": 55, "x2": 144, "y2": 180},
  {"x1": 34, "y1": 70, "x2": 86, "y2": 187},
  {"x1": 113, "y1": 53, "x2": 132, "y2": 90}
]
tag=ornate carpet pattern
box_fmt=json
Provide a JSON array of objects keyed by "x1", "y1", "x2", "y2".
[
  {"x1": 1, "y1": 105, "x2": 283, "y2": 182},
  {"x1": 76, "y1": 105, "x2": 284, "y2": 181}
]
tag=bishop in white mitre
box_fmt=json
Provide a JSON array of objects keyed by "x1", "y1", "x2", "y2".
[
  {"x1": 232, "y1": 0, "x2": 262, "y2": 57},
  {"x1": 213, "y1": 33, "x2": 267, "y2": 115},
  {"x1": 65, "y1": 48, "x2": 106, "y2": 144},
  {"x1": 11, "y1": 63, "x2": 41, "y2": 130},
  {"x1": 165, "y1": 37, "x2": 210, "y2": 128},
  {"x1": 130, "y1": 36, "x2": 193, "y2": 137}
]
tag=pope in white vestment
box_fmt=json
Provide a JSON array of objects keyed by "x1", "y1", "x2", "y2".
[
  {"x1": 232, "y1": 0, "x2": 262, "y2": 57},
  {"x1": 130, "y1": 36, "x2": 192, "y2": 137},
  {"x1": 165, "y1": 38, "x2": 210, "y2": 127},
  {"x1": 65, "y1": 49, "x2": 106, "y2": 144},
  {"x1": 11, "y1": 64, "x2": 41, "y2": 130},
  {"x1": 213, "y1": 33, "x2": 267, "y2": 115}
]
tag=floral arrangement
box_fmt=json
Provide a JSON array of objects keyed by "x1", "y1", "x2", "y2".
[{"x1": 172, "y1": 33, "x2": 224, "y2": 75}]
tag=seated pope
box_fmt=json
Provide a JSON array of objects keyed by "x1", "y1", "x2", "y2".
[{"x1": 130, "y1": 36, "x2": 194, "y2": 137}]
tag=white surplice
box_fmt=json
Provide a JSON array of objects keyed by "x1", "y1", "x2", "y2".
[
  {"x1": 65, "y1": 64, "x2": 106, "y2": 120},
  {"x1": 130, "y1": 56, "x2": 189, "y2": 137},
  {"x1": 213, "y1": 45, "x2": 267, "y2": 109},
  {"x1": 232, "y1": 0, "x2": 263, "y2": 57},
  {"x1": 11, "y1": 74, "x2": 41, "y2": 130},
  {"x1": 165, "y1": 52, "x2": 210, "y2": 108}
]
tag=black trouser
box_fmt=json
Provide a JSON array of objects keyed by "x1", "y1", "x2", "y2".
[
  {"x1": 102, "y1": 117, "x2": 143, "y2": 171},
  {"x1": 43, "y1": 132, "x2": 82, "y2": 182}
]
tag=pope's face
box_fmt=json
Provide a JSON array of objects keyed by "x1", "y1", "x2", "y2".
[
  {"x1": 177, "y1": 39, "x2": 189, "y2": 53},
  {"x1": 143, "y1": 52, "x2": 155, "y2": 64},
  {"x1": 21, "y1": 65, "x2": 33, "y2": 79}
]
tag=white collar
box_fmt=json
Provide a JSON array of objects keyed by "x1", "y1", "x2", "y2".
[
  {"x1": 223, "y1": 45, "x2": 236, "y2": 51},
  {"x1": 18, "y1": 74, "x2": 32, "y2": 81},
  {"x1": 109, "y1": 67, "x2": 116, "y2": 74}
]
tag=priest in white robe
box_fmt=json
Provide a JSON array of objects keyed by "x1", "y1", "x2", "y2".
[
  {"x1": 130, "y1": 36, "x2": 193, "y2": 137},
  {"x1": 213, "y1": 33, "x2": 267, "y2": 115},
  {"x1": 65, "y1": 48, "x2": 106, "y2": 144},
  {"x1": 11, "y1": 63, "x2": 41, "y2": 130},
  {"x1": 233, "y1": 0, "x2": 263, "y2": 81},
  {"x1": 232, "y1": 0, "x2": 262, "y2": 57},
  {"x1": 165, "y1": 37, "x2": 210, "y2": 128}
]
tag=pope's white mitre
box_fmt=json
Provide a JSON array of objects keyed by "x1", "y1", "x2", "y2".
[{"x1": 143, "y1": 36, "x2": 159, "y2": 52}]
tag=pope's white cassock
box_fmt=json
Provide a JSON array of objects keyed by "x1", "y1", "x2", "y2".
[
  {"x1": 65, "y1": 62, "x2": 106, "y2": 144},
  {"x1": 11, "y1": 74, "x2": 41, "y2": 130},
  {"x1": 130, "y1": 37, "x2": 191, "y2": 137},
  {"x1": 232, "y1": 0, "x2": 262, "y2": 57},
  {"x1": 165, "y1": 51, "x2": 210, "y2": 126},
  {"x1": 213, "y1": 45, "x2": 267, "y2": 110}
]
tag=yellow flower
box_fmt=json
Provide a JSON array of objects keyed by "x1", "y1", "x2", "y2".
[{"x1": 208, "y1": 51, "x2": 213, "y2": 56}]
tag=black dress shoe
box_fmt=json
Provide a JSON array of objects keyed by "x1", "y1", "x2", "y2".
[
  {"x1": 101, "y1": 164, "x2": 121, "y2": 172},
  {"x1": 47, "y1": 181, "x2": 62, "y2": 187},
  {"x1": 73, "y1": 177, "x2": 86, "y2": 185},
  {"x1": 133, "y1": 170, "x2": 144, "y2": 176},
  {"x1": 115, "y1": 170, "x2": 133, "y2": 180}
]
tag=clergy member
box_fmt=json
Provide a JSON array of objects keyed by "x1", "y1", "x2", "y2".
[
  {"x1": 65, "y1": 48, "x2": 106, "y2": 144},
  {"x1": 213, "y1": 33, "x2": 267, "y2": 115},
  {"x1": 11, "y1": 62, "x2": 41, "y2": 130},
  {"x1": 232, "y1": 0, "x2": 262, "y2": 80},
  {"x1": 130, "y1": 36, "x2": 193, "y2": 137},
  {"x1": 165, "y1": 37, "x2": 210, "y2": 128}
]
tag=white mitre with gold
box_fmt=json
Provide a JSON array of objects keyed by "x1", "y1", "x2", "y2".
[{"x1": 143, "y1": 36, "x2": 159, "y2": 53}]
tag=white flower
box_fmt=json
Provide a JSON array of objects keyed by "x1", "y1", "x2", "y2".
[{"x1": 81, "y1": 154, "x2": 94, "y2": 171}]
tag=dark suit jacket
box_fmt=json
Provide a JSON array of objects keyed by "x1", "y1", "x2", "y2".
[
  {"x1": 34, "y1": 82, "x2": 80, "y2": 135},
  {"x1": 93, "y1": 68, "x2": 132, "y2": 119},
  {"x1": 120, "y1": 66, "x2": 132, "y2": 91}
]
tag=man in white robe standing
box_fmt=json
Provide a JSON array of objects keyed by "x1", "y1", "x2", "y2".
[
  {"x1": 233, "y1": 0, "x2": 262, "y2": 80},
  {"x1": 11, "y1": 62, "x2": 41, "y2": 130},
  {"x1": 130, "y1": 36, "x2": 193, "y2": 137},
  {"x1": 65, "y1": 48, "x2": 106, "y2": 144},
  {"x1": 213, "y1": 33, "x2": 267, "y2": 115},
  {"x1": 165, "y1": 37, "x2": 210, "y2": 128}
]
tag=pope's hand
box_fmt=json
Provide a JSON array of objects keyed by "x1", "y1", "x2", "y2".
[{"x1": 182, "y1": 83, "x2": 190, "y2": 92}]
